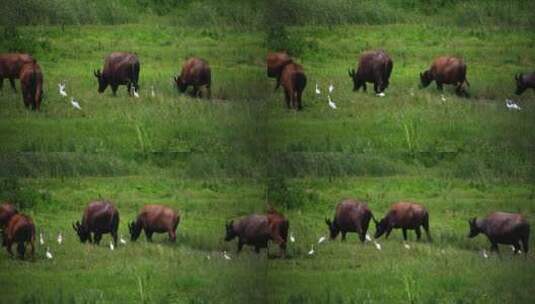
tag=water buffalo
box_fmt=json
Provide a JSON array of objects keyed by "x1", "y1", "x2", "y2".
[
  {"x1": 515, "y1": 72, "x2": 535, "y2": 95},
  {"x1": 348, "y1": 50, "x2": 393, "y2": 94},
  {"x1": 3, "y1": 213, "x2": 35, "y2": 259},
  {"x1": 325, "y1": 199, "x2": 373, "y2": 242},
  {"x1": 94, "y1": 52, "x2": 140, "y2": 96},
  {"x1": 225, "y1": 211, "x2": 288, "y2": 255},
  {"x1": 468, "y1": 212, "x2": 529, "y2": 255},
  {"x1": 280, "y1": 62, "x2": 306, "y2": 110},
  {"x1": 0, "y1": 202, "x2": 17, "y2": 229},
  {"x1": 374, "y1": 202, "x2": 431, "y2": 241},
  {"x1": 266, "y1": 208, "x2": 289, "y2": 256},
  {"x1": 19, "y1": 60, "x2": 43, "y2": 111},
  {"x1": 420, "y1": 56, "x2": 470, "y2": 96},
  {"x1": 266, "y1": 52, "x2": 292, "y2": 91},
  {"x1": 0, "y1": 53, "x2": 34, "y2": 92},
  {"x1": 129, "y1": 204, "x2": 180, "y2": 242},
  {"x1": 174, "y1": 57, "x2": 211, "y2": 98},
  {"x1": 73, "y1": 200, "x2": 119, "y2": 246}
]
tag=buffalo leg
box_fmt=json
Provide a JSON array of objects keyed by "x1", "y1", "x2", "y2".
[
  {"x1": 30, "y1": 240, "x2": 35, "y2": 256},
  {"x1": 6, "y1": 240, "x2": 13, "y2": 256},
  {"x1": 415, "y1": 227, "x2": 422, "y2": 240},
  {"x1": 0, "y1": 77, "x2": 3, "y2": 90},
  {"x1": 384, "y1": 227, "x2": 393, "y2": 239},
  {"x1": 9, "y1": 78, "x2": 17, "y2": 92},
  {"x1": 94, "y1": 233, "x2": 102, "y2": 245},
  {"x1": 362, "y1": 82, "x2": 367, "y2": 92},
  {"x1": 296, "y1": 90, "x2": 303, "y2": 111},
  {"x1": 237, "y1": 239, "x2": 244, "y2": 253},
  {"x1": 111, "y1": 230, "x2": 118, "y2": 246},
  {"x1": 111, "y1": 85, "x2": 118, "y2": 96},
  {"x1": 402, "y1": 229, "x2": 408, "y2": 241},
  {"x1": 191, "y1": 86, "x2": 199, "y2": 98},
  {"x1": 341, "y1": 231, "x2": 347, "y2": 241},
  {"x1": 254, "y1": 246, "x2": 261, "y2": 253},
  {"x1": 284, "y1": 89, "x2": 291, "y2": 109},
  {"x1": 145, "y1": 230, "x2": 153, "y2": 242},
  {"x1": 168, "y1": 230, "x2": 176, "y2": 242},
  {"x1": 513, "y1": 241, "x2": 521, "y2": 255},
  {"x1": 521, "y1": 235, "x2": 529, "y2": 256},
  {"x1": 206, "y1": 85, "x2": 211, "y2": 99},
  {"x1": 436, "y1": 82, "x2": 443, "y2": 91},
  {"x1": 17, "y1": 241, "x2": 25, "y2": 259},
  {"x1": 127, "y1": 82, "x2": 132, "y2": 95},
  {"x1": 490, "y1": 240, "x2": 499, "y2": 254}
]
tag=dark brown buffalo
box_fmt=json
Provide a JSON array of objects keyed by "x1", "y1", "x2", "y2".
[
  {"x1": 73, "y1": 200, "x2": 119, "y2": 246},
  {"x1": 374, "y1": 202, "x2": 431, "y2": 241},
  {"x1": 325, "y1": 199, "x2": 373, "y2": 242},
  {"x1": 515, "y1": 72, "x2": 535, "y2": 95},
  {"x1": 266, "y1": 52, "x2": 292, "y2": 91},
  {"x1": 225, "y1": 211, "x2": 288, "y2": 255},
  {"x1": 3, "y1": 213, "x2": 35, "y2": 259},
  {"x1": 280, "y1": 62, "x2": 307, "y2": 110},
  {"x1": 0, "y1": 53, "x2": 34, "y2": 92},
  {"x1": 0, "y1": 202, "x2": 17, "y2": 229},
  {"x1": 266, "y1": 207, "x2": 289, "y2": 256},
  {"x1": 348, "y1": 50, "x2": 393, "y2": 94},
  {"x1": 174, "y1": 57, "x2": 211, "y2": 98},
  {"x1": 19, "y1": 60, "x2": 43, "y2": 111},
  {"x1": 94, "y1": 52, "x2": 140, "y2": 96},
  {"x1": 420, "y1": 56, "x2": 470, "y2": 96},
  {"x1": 129, "y1": 204, "x2": 180, "y2": 242},
  {"x1": 468, "y1": 212, "x2": 529, "y2": 255}
]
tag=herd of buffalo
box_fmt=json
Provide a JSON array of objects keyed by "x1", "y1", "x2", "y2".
[
  {"x1": 1, "y1": 50, "x2": 534, "y2": 111},
  {"x1": 0, "y1": 198, "x2": 530, "y2": 260}
]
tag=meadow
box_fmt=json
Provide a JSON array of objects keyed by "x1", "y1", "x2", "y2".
[{"x1": 1, "y1": 1, "x2": 535, "y2": 303}]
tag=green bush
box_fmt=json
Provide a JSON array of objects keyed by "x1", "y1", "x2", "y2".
[{"x1": 0, "y1": 178, "x2": 52, "y2": 210}]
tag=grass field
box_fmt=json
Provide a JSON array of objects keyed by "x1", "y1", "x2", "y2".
[{"x1": 1, "y1": 1, "x2": 535, "y2": 303}]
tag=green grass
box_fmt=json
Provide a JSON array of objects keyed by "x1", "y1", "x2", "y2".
[{"x1": 1, "y1": 2, "x2": 535, "y2": 303}]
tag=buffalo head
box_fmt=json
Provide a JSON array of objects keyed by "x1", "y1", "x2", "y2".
[
  {"x1": 94, "y1": 69, "x2": 108, "y2": 93},
  {"x1": 174, "y1": 75, "x2": 187, "y2": 93},
  {"x1": 325, "y1": 218, "x2": 339, "y2": 239},
  {"x1": 129, "y1": 221, "x2": 142, "y2": 241},
  {"x1": 373, "y1": 217, "x2": 388, "y2": 239},
  {"x1": 72, "y1": 221, "x2": 90, "y2": 243},
  {"x1": 515, "y1": 73, "x2": 526, "y2": 95},
  {"x1": 467, "y1": 217, "x2": 481, "y2": 238},
  {"x1": 224, "y1": 220, "x2": 236, "y2": 241},
  {"x1": 420, "y1": 70, "x2": 433, "y2": 88}
]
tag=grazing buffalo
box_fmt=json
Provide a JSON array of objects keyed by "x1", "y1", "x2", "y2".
[
  {"x1": 515, "y1": 72, "x2": 535, "y2": 95},
  {"x1": 175, "y1": 57, "x2": 211, "y2": 98},
  {"x1": 73, "y1": 200, "x2": 119, "y2": 246},
  {"x1": 129, "y1": 204, "x2": 180, "y2": 242},
  {"x1": 325, "y1": 199, "x2": 373, "y2": 242},
  {"x1": 225, "y1": 211, "x2": 289, "y2": 255},
  {"x1": 266, "y1": 52, "x2": 292, "y2": 91},
  {"x1": 266, "y1": 208, "x2": 289, "y2": 256},
  {"x1": 19, "y1": 60, "x2": 43, "y2": 111},
  {"x1": 374, "y1": 202, "x2": 431, "y2": 241},
  {"x1": 468, "y1": 212, "x2": 529, "y2": 255},
  {"x1": 0, "y1": 202, "x2": 18, "y2": 229},
  {"x1": 3, "y1": 213, "x2": 35, "y2": 259},
  {"x1": 420, "y1": 56, "x2": 470, "y2": 96},
  {"x1": 0, "y1": 53, "x2": 34, "y2": 92},
  {"x1": 280, "y1": 62, "x2": 306, "y2": 110},
  {"x1": 348, "y1": 50, "x2": 393, "y2": 94},
  {"x1": 94, "y1": 52, "x2": 140, "y2": 96}
]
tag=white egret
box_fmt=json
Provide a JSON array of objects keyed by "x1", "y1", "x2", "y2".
[
  {"x1": 328, "y1": 83, "x2": 334, "y2": 94},
  {"x1": 39, "y1": 232, "x2": 44, "y2": 245},
  {"x1": 308, "y1": 245, "x2": 315, "y2": 256},
  {"x1": 328, "y1": 95, "x2": 337, "y2": 109},
  {"x1": 505, "y1": 99, "x2": 521, "y2": 110},
  {"x1": 70, "y1": 97, "x2": 82, "y2": 110},
  {"x1": 45, "y1": 247, "x2": 53, "y2": 259},
  {"x1": 58, "y1": 83, "x2": 67, "y2": 97},
  {"x1": 290, "y1": 233, "x2": 295, "y2": 243},
  {"x1": 109, "y1": 241, "x2": 115, "y2": 251},
  {"x1": 223, "y1": 251, "x2": 231, "y2": 260},
  {"x1": 318, "y1": 236, "x2": 326, "y2": 244},
  {"x1": 57, "y1": 232, "x2": 63, "y2": 245},
  {"x1": 315, "y1": 83, "x2": 321, "y2": 95}
]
